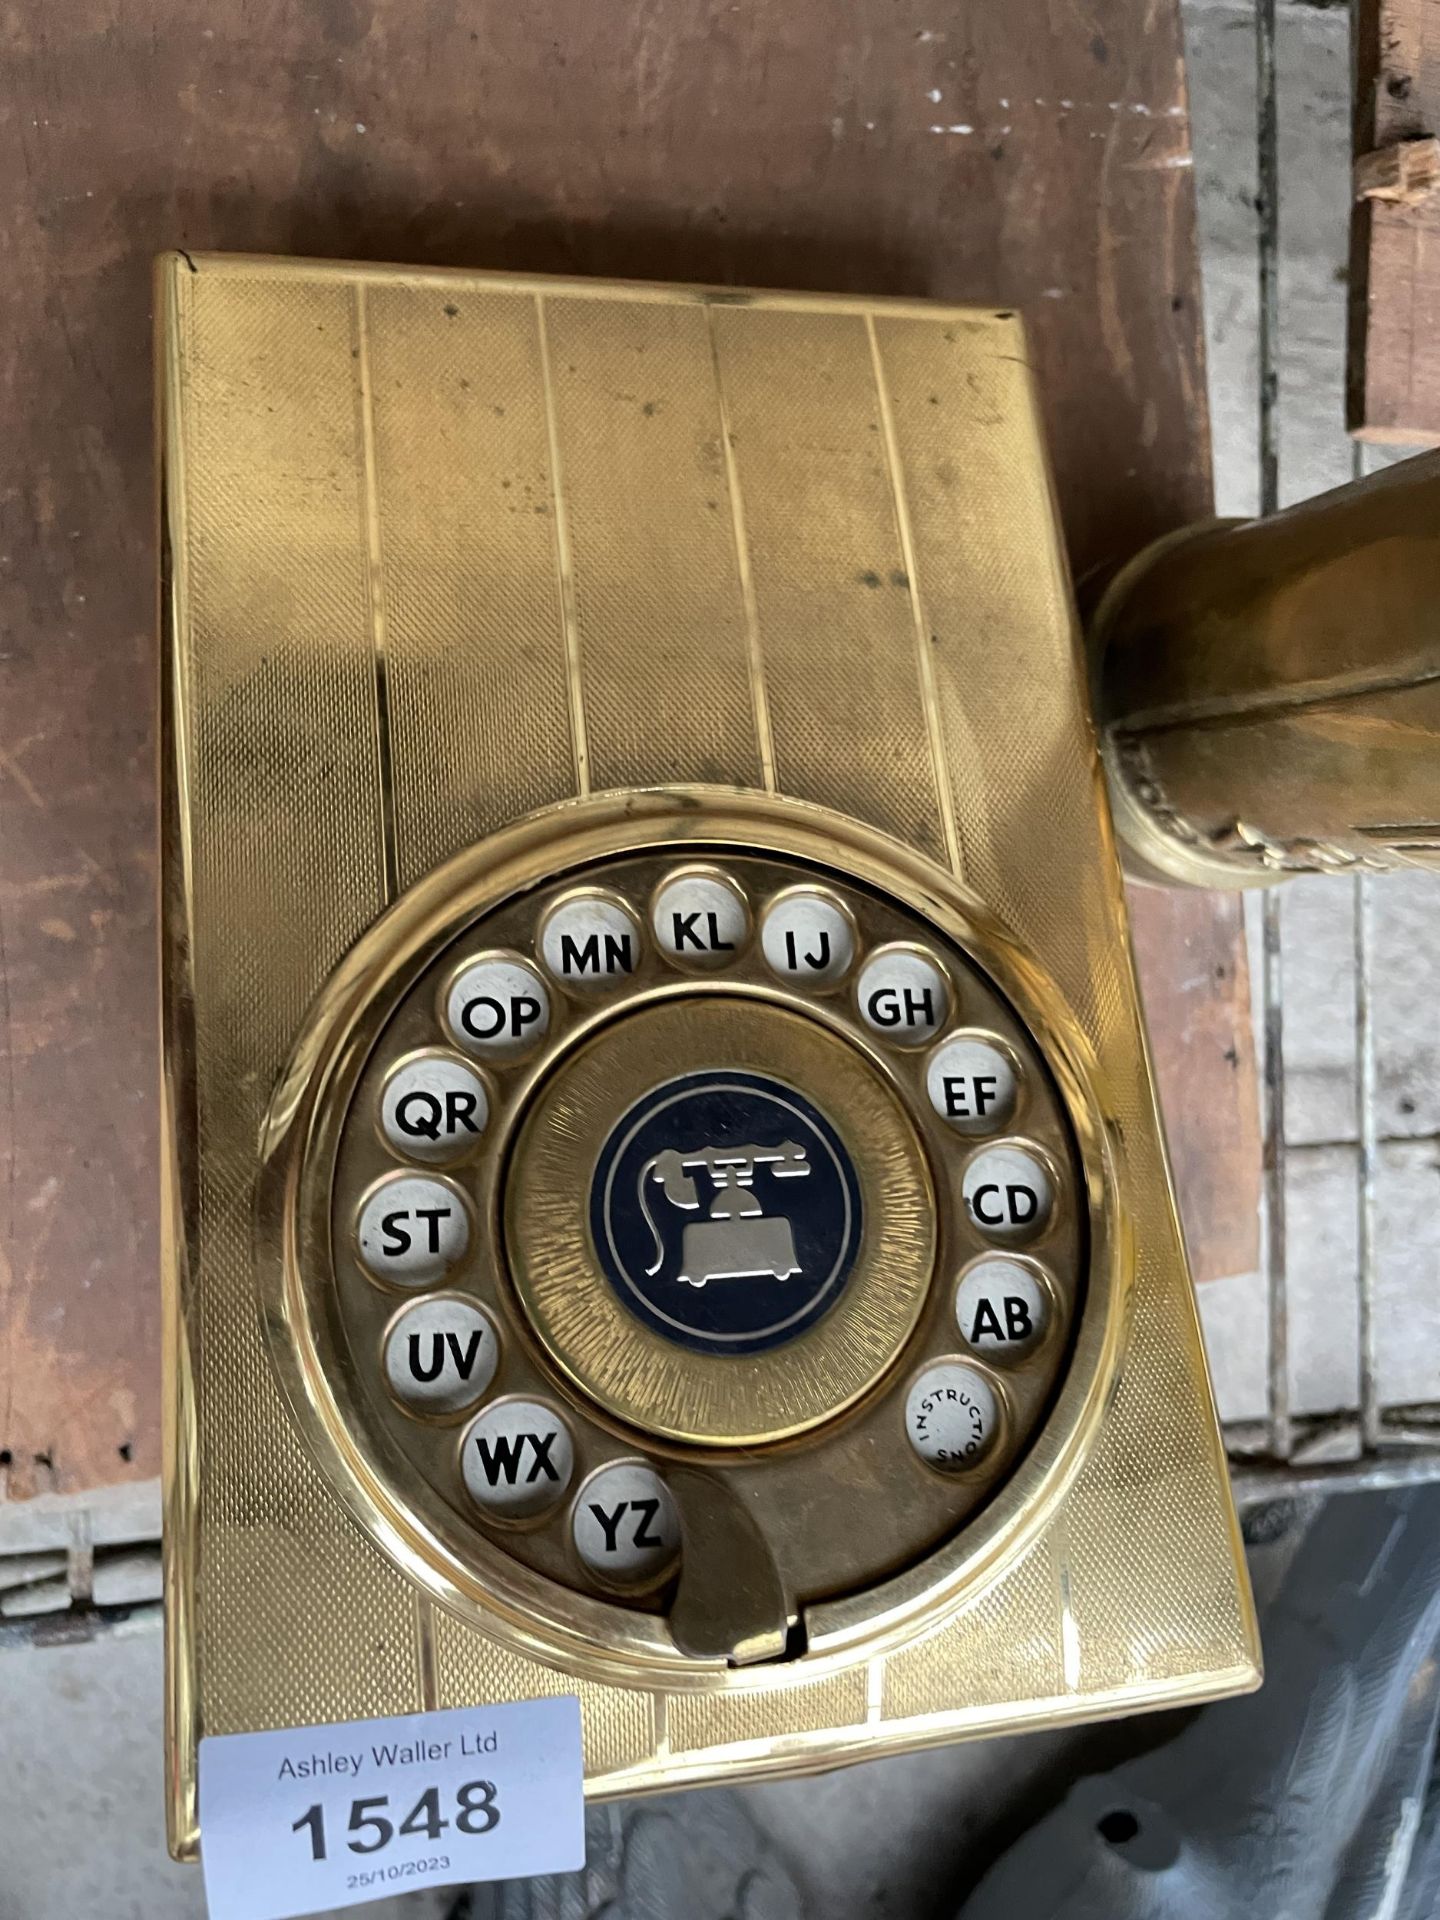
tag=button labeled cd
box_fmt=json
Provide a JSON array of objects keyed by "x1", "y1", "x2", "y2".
[
  {"x1": 651, "y1": 869, "x2": 750, "y2": 969},
  {"x1": 955, "y1": 1258, "x2": 1048, "y2": 1355},
  {"x1": 573, "y1": 1463, "x2": 681, "y2": 1584},
  {"x1": 380, "y1": 1053, "x2": 490, "y2": 1164},
  {"x1": 856, "y1": 945, "x2": 948, "y2": 1046},
  {"x1": 905, "y1": 1362, "x2": 1002, "y2": 1469},
  {"x1": 384, "y1": 1296, "x2": 499, "y2": 1415},
  {"x1": 461, "y1": 1399, "x2": 574, "y2": 1518},
  {"x1": 356, "y1": 1175, "x2": 470, "y2": 1288},
  {"x1": 759, "y1": 887, "x2": 856, "y2": 989},
  {"x1": 539, "y1": 891, "x2": 641, "y2": 994},
  {"x1": 443, "y1": 951, "x2": 550, "y2": 1062},
  {"x1": 962, "y1": 1144, "x2": 1054, "y2": 1241}
]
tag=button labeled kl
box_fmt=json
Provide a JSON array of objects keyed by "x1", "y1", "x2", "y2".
[
  {"x1": 926, "y1": 1035, "x2": 1017, "y2": 1134},
  {"x1": 539, "y1": 891, "x2": 641, "y2": 993},
  {"x1": 572, "y1": 1462, "x2": 680, "y2": 1584},
  {"x1": 759, "y1": 887, "x2": 856, "y2": 989},
  {"x1": 856, "y1": 945, "x2": 948, "y2": 1046},
  {"x1": 384, "y1": 1295, "x2": 499, "y2": 1415},
  {"x1": 461, "y1": 1399, "x2": 574, "y2": 1518},
  {"x1": 443, "y1": 951, "x2": 550, "y2": 1062},
  {"x1": 956, "y1": 1258, "x2": 1048, "y2": 1355},
  {"x1": 380, "y1": 1052, "x2": 490, "y2": 1164},
  {"x1": 652, "y1": 869, "x2": 749, "y2": 969},
  {"x1": 905, "y1": 1362, "x2": 1001, "y2": 1469},
  {"x1": 356, "y1": 1174, "x2": 470, "y2": 1288},
  {"x1": 962, "y1": 1144, "x2": 1054, "y2": 1241}
]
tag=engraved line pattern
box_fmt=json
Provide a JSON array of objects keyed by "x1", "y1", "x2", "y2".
[
  {"x1": 864, "y1": 314, "x2": 965, "y2": 879},
  {"x1": 534, "y1": 293, "x2": 591, "y2": 797},
  {"x1": 705, "y1": 301, "x2": 777, "y2": 793},
  {"x1": 352, "y1": 282, "x2": 401, "y2": 901}
]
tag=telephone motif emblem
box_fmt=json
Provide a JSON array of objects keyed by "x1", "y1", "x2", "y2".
[{"x1": 639, "y1": 1142, "x2": 811, "y2": 1288}]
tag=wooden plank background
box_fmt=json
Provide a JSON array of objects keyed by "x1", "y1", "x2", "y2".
[{"x1": 0, "y1": 0, "x2": 1257, "y2": 1501}]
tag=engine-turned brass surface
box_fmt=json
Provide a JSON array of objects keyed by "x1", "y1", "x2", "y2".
[
  {"x1": 159, "y1": 253, "x2": 1258, "y2": 1862},
  {"x1": 508, "y1": 997, "x2": 933, "y2": 1445}
]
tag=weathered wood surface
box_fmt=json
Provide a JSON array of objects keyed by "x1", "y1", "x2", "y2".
[
  {"x1": 1349, "y1": 0, "x2": 1440, "y2": 443},
  {"x1": 0, "y1": 0, "x2": 1256, "y2": 1499}
]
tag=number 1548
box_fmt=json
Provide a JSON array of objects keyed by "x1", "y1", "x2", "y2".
[{"x1": 292, "y1": 1781, "x2": 500, "y2": 1860}]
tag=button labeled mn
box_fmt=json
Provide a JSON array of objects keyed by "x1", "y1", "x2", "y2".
[{"x1": 539, "y1": 891, "x2": 641, "y2": 993}]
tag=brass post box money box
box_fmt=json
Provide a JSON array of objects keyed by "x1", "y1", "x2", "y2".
[{"x1": 158, "y1": 253, "x2": 1259, "y2": 1859}]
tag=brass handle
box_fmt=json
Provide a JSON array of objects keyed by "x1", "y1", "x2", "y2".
[{"x1": 1090, "y1": 450, "x2": 1440, "y2": 887}]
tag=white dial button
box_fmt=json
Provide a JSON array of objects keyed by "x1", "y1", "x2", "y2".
[
  {"x1": 443, "y1": 952, "x2": 550, "y2": 1063},
  {"x1": 384, "y1": 1296, "x2": 499, "y2": 1416},
  {"x1": 926, "y1": 1035, "x2": 1018, "y2": 1134},
  {"x1": 651, "y1": 870, "x2": 750, "y2": 969},
  {"x1": 356, "y1": 1175, "x2": 469, "y2": 1288},
  {"x1": 380, "y1": 1053, "x2": 490, "y2": 1164},
  {"x1": 855, "y1": 945, "x2": 949, "y2": 1046},
  {"x1": 539, "y1": 891, "x2": 641, "y2": 993},
  {"x1": 461, "y1": 1399, "x2": 574, "y2": 1518},
  {"x1": 962, "y1": 1144, "x2": 1054, "y2": 1242},
  {"x1": 759, "y1": 887, "x2": 856, "y2": 989},
  {"x1": 955, "y1": 1259, "x2": 1048, "y2": 1355},
  {"x1": 905, "y1": 1363, "x2": 1002, "y2": 1470},
  {"x1": 572, "y1": 1462, "x2": 681, "y2": 1584}
]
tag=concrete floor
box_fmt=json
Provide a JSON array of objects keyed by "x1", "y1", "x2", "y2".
[{"x1": 4, "y1": 2, "x2": 1439, "y2": 1915}]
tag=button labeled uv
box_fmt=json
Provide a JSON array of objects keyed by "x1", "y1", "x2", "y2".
[
  {"x1": 384, "y1": 1296, "x2": 499, "y2": 1416},
  {"x1": 380, "y1": 1053, "x2": 490, "y2": 1165},
  {"x1": 572, "y1": 1462, "x2": 681, "y2": 1584},
  {"x1": 539, "y1": 891, "x2": 641, "y2": 994},
  {"x1": 926, "y1": 1035, "x2": 1017, "y2": 1134},
  {"x1": 905, "y1": 1362, "x2": 1002, "y2": 1469},
  {"x1": 652, "y1": 869, "x2": 749, "y2": 969},
  {"x1": 461, "y1": 1399, "x2": 574, "y2": 1518},
  {"x1": 955, "y1": 1258, "x2": 1048, "y2": 1356},
  {"x1": 356, "y1": 1175, "x2": 470, "y2": 1288},
  {"x1": 443, "y1": 952, "x2": 550, "y2": 1062},
  {"x1": 855, "y1": 945, "x2": 948, "y2": 1046},
  {"x1": 759, "y1": 887, "x2": 856, "y2": 989},
  {"x1": 962, "y1": 1144, "x2": 1054, "y2": 1241}
]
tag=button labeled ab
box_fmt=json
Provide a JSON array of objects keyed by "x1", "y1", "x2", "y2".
[{"x1": 955, "y1": 1258, "x2": 1048, "y2": 1355}]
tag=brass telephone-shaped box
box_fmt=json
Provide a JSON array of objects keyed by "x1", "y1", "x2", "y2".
[{"x1": 158, "y1": 253, "x2": 1258, "y2": 1858}]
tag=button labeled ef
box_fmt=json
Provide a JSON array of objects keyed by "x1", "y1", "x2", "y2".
[{"x1": 925, "y1": 1034, "x2": 1017, "y2": 1134}]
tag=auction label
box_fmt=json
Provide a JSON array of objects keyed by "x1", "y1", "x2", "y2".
[{"x1": 198, "y1": 1697, "x2": 584, "y2": 1920}]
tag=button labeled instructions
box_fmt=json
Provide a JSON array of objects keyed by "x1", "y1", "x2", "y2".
[
  {"x1": 955, "y1": 1258, "x2": 1048, "y2": 1355},
  {"x1": 462, "y1": 1399, "x2": 574, "y2": 1518},
  {"x1": 652, "y1": 869, "x2": 750, "y2": 969},
  {"x1": 444, "y1": 952, "x2": 550, "y2": 1063},
  {"x1": 380, "y1": 1053, "x2": 491, "y2": 1165},
  {"x1": 539, "y1": 891, "x2": 641, "y2": 994},
  {"x1": 357, "y1": 1176, "x2": 470, "y2": 1289},
  {"x1": 384, "y1": 1296, "x2": 499, "y2": 1416},
  {"x1": 926, "y1": 1035, "x2": 1017, "y2": 1134},
  {"x1": 905, "y1": 1362, "x2": 1002, "y2": 1469},
  {"x1": 856, "y1": 945, "x2": 948, "y2": 1046},
  {"x1": 759, "y1": 887, "x2": 856, "y2": 989},
  {"x1": 962, "y1": 1144, "x2": 1054, "y2": 1242},
  {"x1": 572, "y1": 1462, "x2": 680, "y2": 1585}
]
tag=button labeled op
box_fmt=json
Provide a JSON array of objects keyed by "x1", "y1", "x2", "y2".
[
  {"x1": 572, "y1": 1462, "x2": 681, "y2": 1584},
  {"x1": 962, "y1": 1144, "x2": 1054, "y2": 1241},
  {"x1": 652, "y1": 869, "x2": 749, "y2": 969},
  {"x1": 384, "y1": 1296, "x2": 499, "y2": 1415},
  {"x1": 379, "y1": 1053, "x2": 491, "y2": 1165},
  {"x1": 955, "y1": 1258, "x2": 1048, "y2": 1355},
  {"x1": 855, "y1": 945, "x2": 948, "y2": 1046},
  {"x1": 759, "y1": 887, "x2": 856, "y2": 989},
  {"x1": 905, "y1": 1362, "x2": 1002, "y2": 1469},
  {"x1": 926, "y1": 1035, "x2": 1017, "y2": 1134},
  {"x1": 539, "y1": 891, "x2": 641, "y2": 994},
  {"x1": 443, "y1": 951, "x2": 550, "y2": 1062},
  {"x1": 356, "y1": 1174, "x2": 470, "y2": 1288},
  {"x1": 461, "y1": 1398, "x2": 574, "y2": 1518}
]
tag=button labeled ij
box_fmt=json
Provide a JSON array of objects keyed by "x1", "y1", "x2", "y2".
[{"x1": 759, "y1": 887, "x2": 856, "y2": 989}]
